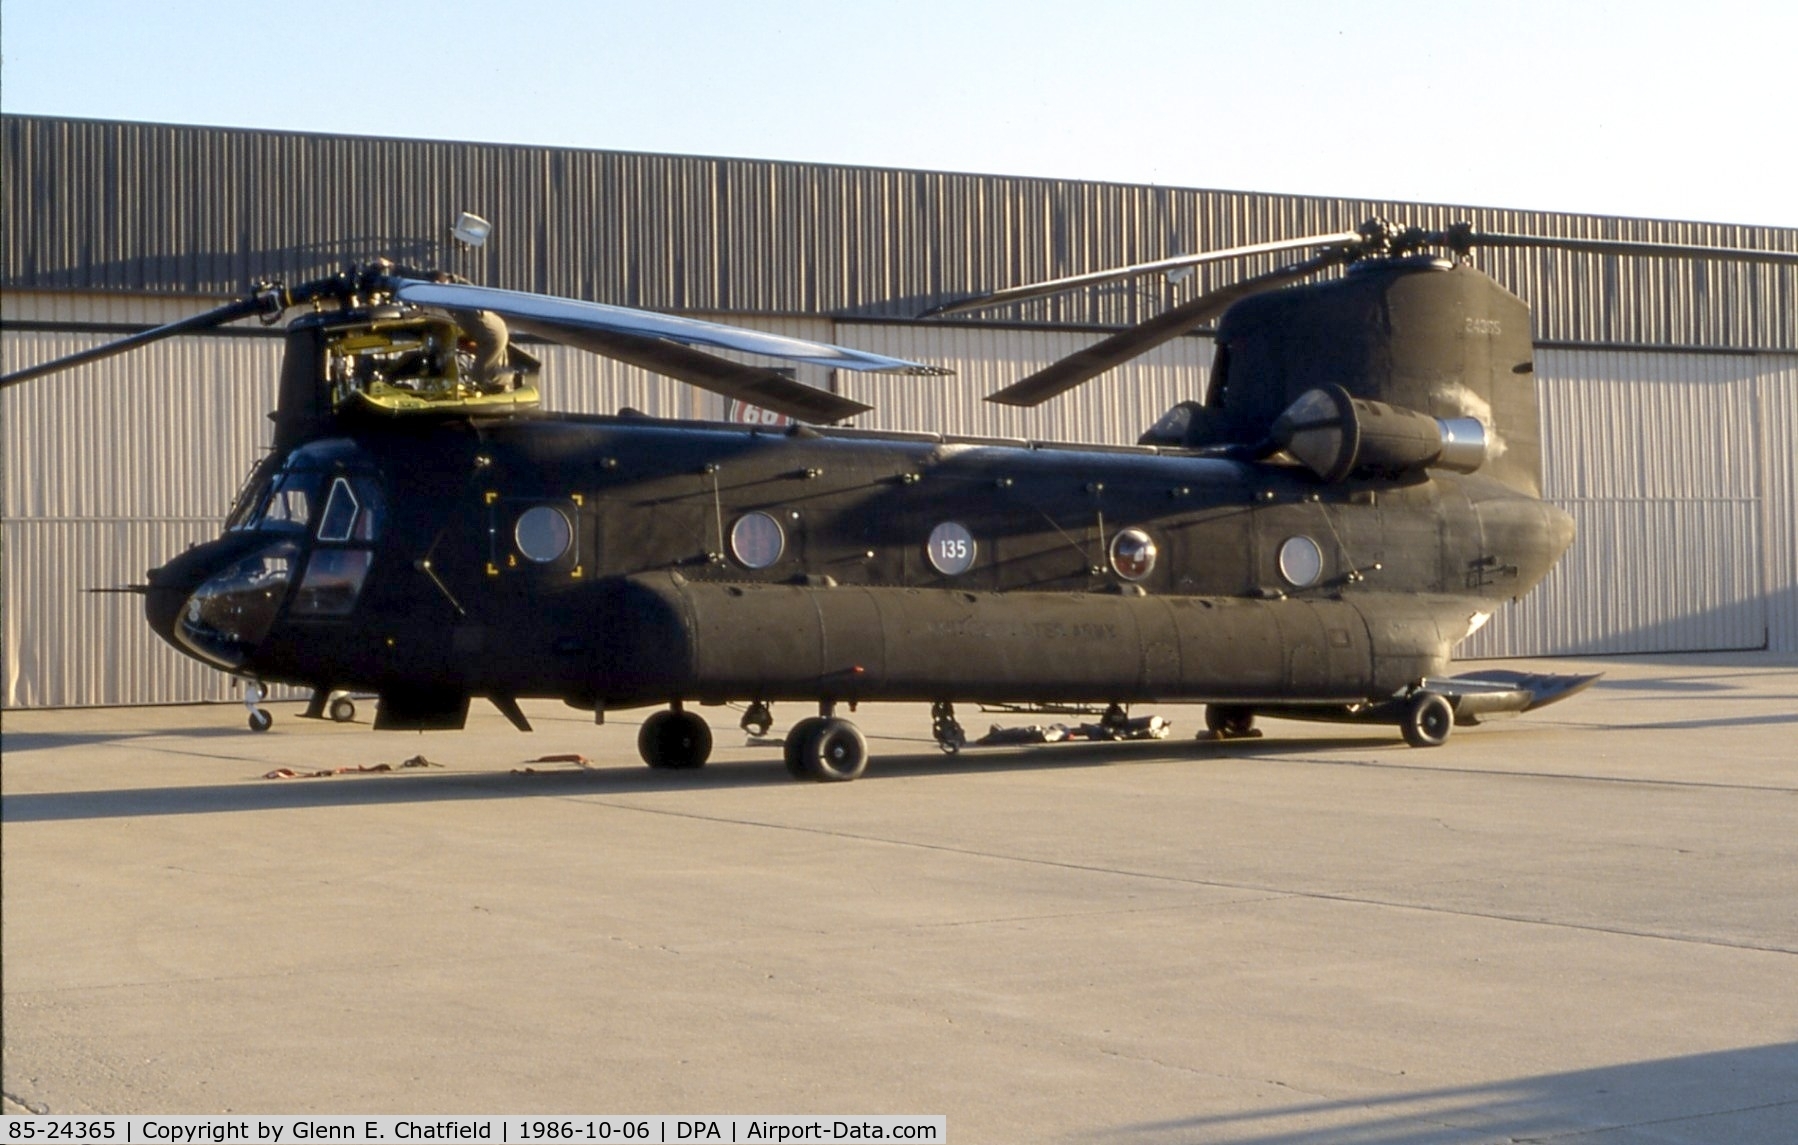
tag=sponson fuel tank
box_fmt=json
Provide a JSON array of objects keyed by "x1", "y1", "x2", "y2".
[{"x1": 597, "y1": 572, "x2": 1485, "y2": 709}]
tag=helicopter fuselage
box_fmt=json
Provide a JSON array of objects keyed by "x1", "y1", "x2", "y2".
[{"x1": 146, "y1": 410, "x2": 1573, "y2": 729}]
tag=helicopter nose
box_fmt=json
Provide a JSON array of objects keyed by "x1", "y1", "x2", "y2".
[
  {"x1": 145, "y1": 535, "x2": 300, "y2": 668},
  {"x1": 144, "y1": 575, "x2": 190, "y2": 648},
  {"x1": 144, "y1": 544, "x2": 229, "y2": 647}
]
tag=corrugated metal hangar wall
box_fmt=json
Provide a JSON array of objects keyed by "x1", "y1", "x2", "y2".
[{"x1": 4, "y1": 115, "x2": 1795, "y2": 707}]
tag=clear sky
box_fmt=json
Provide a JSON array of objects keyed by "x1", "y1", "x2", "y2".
[{"x1": 2, "y1": 0, "x2": 1794, "y2": 229}]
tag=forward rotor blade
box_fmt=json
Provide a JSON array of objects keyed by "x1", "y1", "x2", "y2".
[
  {"x1": 511, "y1": 318, "x2": 872, "y2": 424},
  {"x1": 1447, "y1": 229, "x2": 1798, "y2": 265},
  {"x1": 986, "y1": 250, "x2": 1350, "y2": 408},
  {"x1": 925, "y1": 231, "x2": 1364, "y2": 318},
  {"x1": 1, "y1": 293, "x2": 278, "y2": 388},
  {"x1": 389, "y1": 278, "x2": 949, "y2": 376}
]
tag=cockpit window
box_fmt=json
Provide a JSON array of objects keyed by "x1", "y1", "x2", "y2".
[
  {"x1": 293, "y1": 550, "x2": 376, "y2": 616},
  {"x1": 261, "y1": 484, "x2": 313, "y2": 530},
  {"x1": 316, "y1": 477, "x2": 361, "y2": 542},
  {"x1": 227, "y1": 479, "x2": 268, "y2": 531}
]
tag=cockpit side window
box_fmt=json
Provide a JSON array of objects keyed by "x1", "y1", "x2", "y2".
[
  {"x1": 293, "y1": 550, "x2": 375, "y2": 616},
  {"x1": 316, "y1": 477, "x2": 361, "y2": 542},
  {"x1": 293, "y1": 472, "x2": 385, "y2": 616}
]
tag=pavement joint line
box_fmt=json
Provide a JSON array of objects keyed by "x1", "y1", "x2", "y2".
[
  {"x1": 911, "y1": 895, "x2": 1295, "y2": 928},
  {"x1": 566, "y1": 797, "x2": 1798, "y2": 957},
  {"x1": 1094, "y1": 1046, "x2": 1341, "y2": 1101}
]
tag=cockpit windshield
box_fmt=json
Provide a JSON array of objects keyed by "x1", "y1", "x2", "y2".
[
  {"x1": 263, "y1": 481, "x2": 315, "y2": 530},
  {"x1": 233, "y1": 470, "x2": 321, "y2": 533},
  {"x1": 228, "y1": 447, "x2": 385, "y2": 542}
]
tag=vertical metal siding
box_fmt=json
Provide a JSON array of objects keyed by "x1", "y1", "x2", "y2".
[
  {"x1": 1474, "y1": 499, "x2": 1765, "y2": 656},
  {"x1": 1760, "y1": 357, "x2": 1798, "y2": 652},
  {"x1": 0, "y1": 290, "x2": 235, "y2": 326},
  {"x1": 2, "y1": 332, "x2": 282, "y2": 521},
  {"x1": 6, "y1": 116, "x2": 1794, "y2": 349},
  {"x1": 1460, "y1": 350, "x2": 1771, "y2": 657},
  {"x1": 2, "y1": 331, "x2": 285, "y2": 707},
  {"x1": 4, "y1": 519, "x2": 248, "y2": 706}
]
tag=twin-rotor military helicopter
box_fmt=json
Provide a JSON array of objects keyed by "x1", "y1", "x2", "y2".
[{"x1": 7, "y1": 214, "x2": 1794, "y2": 780}]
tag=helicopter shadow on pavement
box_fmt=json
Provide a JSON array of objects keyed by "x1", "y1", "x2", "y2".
[
  {"x1": 0, "y1": 732, "x2": 1395, "y2": 824},
  {"x1": 1104, "y1": 1041, "x2": 1798, "y2": 1145}
]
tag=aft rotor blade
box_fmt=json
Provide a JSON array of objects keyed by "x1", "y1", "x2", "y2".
[
  {"x1": 511, "y1": 318, "x2": 873, "y2": 424},
  {"x1": 986, "y1": 250, "x2": 1350, "y2": 408},
  {"x1": 925, "y1": 231, "x2": 1364, "y2": 318},
  {"x1": 389, "y1": 278, "x2": 949, "y2": 376},
  {"x1": 1, "y1": 293, "x2": 278, "y2": 388},
  {"x1": 1446, "y1": 229, "x2": 1798, "y2": 265}
]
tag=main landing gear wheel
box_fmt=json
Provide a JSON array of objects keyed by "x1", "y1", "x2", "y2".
[
  {"x1": 1401, "y1": 691, "x2": 1455, "y2": 748},
  {"x1": 1204, "y1": 704, "x2": 1256, "y2": 739},
  {"x1": 783, "y1": 717, "x2": 829, "y2": 779},
  {"x1": 638, "y1": 709, "x2": 713, "y2": 769},
  {"x1": 784, "y1": 717, "x2": 869, "y2": 782},
  {"x1": 328, "y1": 695, "x2": 357, "y2": 723}
]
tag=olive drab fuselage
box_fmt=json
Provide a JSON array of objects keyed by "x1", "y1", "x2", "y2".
[
  {"x1": 141, "y1": 256, "x2": 1576, "y2": 732},
  {"x1": 146, "y1": 408, "x2": 1572, "y2": 728}
]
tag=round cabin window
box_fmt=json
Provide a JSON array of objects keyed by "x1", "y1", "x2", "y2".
[
  {"x1": 1109, "y1": 528, "x2": 1158, "y2": 581},
  {"x1": 926, "y1": 522, "x2": 976, "y2": 576},
  {"x1": 515, "y1": 505, "x2": 574, "y2": 563},
  {"x1": 730, "y1": 511, "x2": 786, "y2": 569},
  {"x1": 1278, "y1": 535, "x2": 1324, "y2": 587}
]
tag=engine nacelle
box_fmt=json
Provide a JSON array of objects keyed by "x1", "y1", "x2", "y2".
[{"x1": 1272, "y1": 384, "x2": 1488, "y2": 483}]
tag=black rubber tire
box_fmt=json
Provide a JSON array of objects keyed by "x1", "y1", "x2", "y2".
[
  {"x1": 328, "y1": 696, "x2": 357, "y2": 723},
  {"x1": 1402, "y1": 691, "x2": 1454, "y2": 748},
  {"x1": 798, "y1": 718, "x2": 869, "y2": 782},
  {"x1": 1205, "y1": 704, "x2": 1256, "y2": 738},
  {"x1": 638, "y1": 709, "x2": 713, "y2": 769},
  {"x1": 248, "y1": 709, "x2": 273, "y2": 733},
  {"x1": 783, "y1": 717, "x2": 830, "y2": 779}
]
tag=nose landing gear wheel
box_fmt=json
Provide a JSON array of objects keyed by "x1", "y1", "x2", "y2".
[
  {"x1": 785, "y1": 717, "x2": 868, "y2": 782},
  {"x1": 244, "y1": 681, "x2": 271, "y2": 732},
  {"x1": 638, "y1": 709, "x2": 713, "y2": 769},
  {"x1": 1401, "y1": 691, "x2": 1454, "y2": 748},
  {"x1": 328, "y1": 695, "x2": 357, "y2": 723}
]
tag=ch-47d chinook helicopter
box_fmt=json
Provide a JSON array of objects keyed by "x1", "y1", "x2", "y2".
[{"x1": 6, "y1": 217, "x2": 1793, "y2": 780}]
